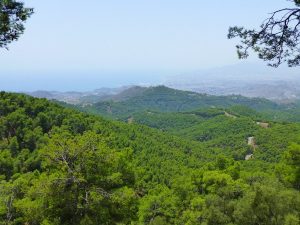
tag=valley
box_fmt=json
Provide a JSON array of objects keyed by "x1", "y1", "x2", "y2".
[
  {"x1": 1, "y1": 87, "x2": 299, "y2": 224},
  {"x1": 2, "y1": 1, "x2": 300, "y2": 224}
]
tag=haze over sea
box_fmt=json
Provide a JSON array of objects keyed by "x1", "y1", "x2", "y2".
[{"x1": 0, "y1": 0, "x2": 298, "y2": 91}]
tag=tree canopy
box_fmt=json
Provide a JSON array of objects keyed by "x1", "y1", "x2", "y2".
[
  {"x1": 228, "y1": 0, "x2": 300, "y2": 67},
  {"x1": 0, "y1": 92, "x2": 300, "y2": 224},
  {"x1": 0, "y1": 0, "x2": 33, "y2": 49}
]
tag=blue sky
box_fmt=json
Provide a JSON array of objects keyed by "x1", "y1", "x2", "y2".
[{"x1": 0, "y1": 0, "x2": 295, "y2": 91}]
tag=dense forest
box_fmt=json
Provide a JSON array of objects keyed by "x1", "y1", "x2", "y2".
[
  {"x1": 0, "y1": 91, "x2": 299, "y2": 225},
  {"x1": 2, "y1": 0, "x2": 300, "y2": 224},
  {"x1": 79, "y1": 86, "x2": 300, "y2": 122}
]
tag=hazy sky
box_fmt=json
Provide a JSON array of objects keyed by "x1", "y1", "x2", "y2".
[{"x1": 0, "y1": 0, "x2": 296, "y2": 91}]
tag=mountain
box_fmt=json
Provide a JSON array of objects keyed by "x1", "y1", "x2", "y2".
[
  {"x1": 0, "y1": 92, "x2": 214, "y2": 224},
  {"x1": 79, "y1": 85, "x2": 287, "y2": 119},
  {"x1": 26, "y1": 86, "x2": 132, "y2": 104},
  {"x1": 0, "y1": 92, "x2": 299, "y2": 224},
  {"x1": 78, "y1": 85, "x2": 300, "y2": 122},
  {"x1": 25, "y1": 63, "x2": 300, "y2": 104}
]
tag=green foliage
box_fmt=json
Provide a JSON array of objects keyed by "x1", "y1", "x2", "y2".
[
  {"x1": 282, "y1": 143, "x2": 300, "y2": 189},
  {"x1": 228, "y1": 2, "x2": 300, "y2": 67},
  {"x1": 234, "y1": 181, "x2": 300, "y2": 225},
  {"x1": 0, "y1": 0, "x2": 33, "y2": 49},
  {"x1": 81, "y1": 86, "x2": 280, "y2": 119},
  {"x1": 0, "y1": 92, "x2": 299, "y2": 224}
]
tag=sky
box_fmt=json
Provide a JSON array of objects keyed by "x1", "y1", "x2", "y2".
[{"x1": 0, "y1": 0, "x2": 297, "y2": 91}]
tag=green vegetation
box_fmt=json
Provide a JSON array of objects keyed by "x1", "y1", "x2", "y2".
[
  {"x1": 228, "y1": 0, "x2": 300, "y2": 67},
  {"x1": 0, "y1": 0, "x2": 33, "y2": 49},
  {"x1": 80, "y1": 86, "x2": 286, "y2": 119},
  {"x1": 0, "y1": 91, "x2": 299, "y2": 224}
]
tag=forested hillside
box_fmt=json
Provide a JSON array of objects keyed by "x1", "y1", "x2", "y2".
[
  {"x1": 80, "y1": 86, "x2": 276, "y2": 117},
  {"x1": 80, "y1": 85, "x2": 300, "y2": 122},
  {"x1": 0, "y1": 92, "x2": 299, "y2": 225},
  {"x1": 129, "y1": 107, "x2": 300, "y2": 163}
]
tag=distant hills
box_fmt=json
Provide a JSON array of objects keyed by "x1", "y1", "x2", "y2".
[
  {"x1": 26, "y1": 86, "x2": 131, "y2": 104},
  {"x1": 26, "y1": 85, "x2": 300, "y2": 122},
  {"x1": 26, "y1": 64, "x2": 300, "y2": 105},
  {"x1": 76, "y1": 85, "x2": 296, "y2": 121},
  {"x1": 165, "y1": 63, "x2": 300, "y2": 102}
]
